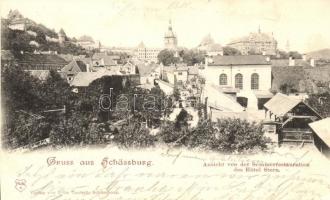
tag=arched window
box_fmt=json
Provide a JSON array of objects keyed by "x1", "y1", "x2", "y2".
[
  {"x1": 235, "y1": 73, "x2": 243, "y2": 89},
  {"x1": 251, "y1": 73, "x2": 259, "y2": 90},
  {"x1": 219, "y1": 74, "x2": 227, "y2": 85}
]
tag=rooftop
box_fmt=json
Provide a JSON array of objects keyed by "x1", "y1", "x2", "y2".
[
  {"x1": 14, "y1": 53, "x2": 68, "y2": 65},
  {"x1": 309, "y1": 118, "x2": 330, "y2": 147},
  {"x1": 209, "y1": 55, "x2": 270, "y2": 66},
  {"x1": 264, "y1": 93, "x2": 320, "y2": 117}
]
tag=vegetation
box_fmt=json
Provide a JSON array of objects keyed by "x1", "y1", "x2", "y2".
[
  {"x1": 157, "y1": 49, "x2": 179, "y2": 66},
  {"x1": 223, "y1": 46, "x2": 242, "y2": 56},
  {"x1": 1, "y1": 18, "x2": 88, "y2": 55},
  {"x1": 306, "y1": 91, "x2": 330, "y2": 117},
  {"x1": 158, "y1": 118, "x2": 270, "y2": 153}
]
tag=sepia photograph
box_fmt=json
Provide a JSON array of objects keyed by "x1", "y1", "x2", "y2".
[{"x1": 1, "y1": 0, "x2": 330, "y2": 199}]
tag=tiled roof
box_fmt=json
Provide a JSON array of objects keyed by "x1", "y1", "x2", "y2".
[
  {"x1": 92, "y1": 53, "x2": 118, "y2": 66},
  {"x1": 264, "y1": 93, "x2": 302, "y2": 116},
  {"x1": 71, "y1": 70, "x2": 123, "y2": 87},
  {"x1": 309, "y1": 118, "x2": 330, "y2": 147},
  {"x1": 15, "y1": 53, "x2": 68, "y2": 65},
  {"x1": 188, "y1": 66, "x2": 199, "y2": 75},
  {"x1": 58, "y1": 54, "x2": 74, "y2": 62},
  {"x1": 271, "y1": 59, "x2": 311, "y2": 67},
  {"x1": 137, "y1": 62, "x2": 160, "y2": 76},
  {"x1": 61, "y1": 60, "x2": 87, "y2": 73},
  {"x1": 209, "y1": 55, "x2": 270, "y2": 66}
]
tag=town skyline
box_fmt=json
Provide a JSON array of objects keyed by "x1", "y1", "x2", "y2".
[{"x1": 1, "y1": 0, "x2": 330, "y2": 53}]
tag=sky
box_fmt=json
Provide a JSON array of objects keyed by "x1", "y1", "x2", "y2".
[{"x1": 1, "y1": 0, "x2": 330, "y2": 53}]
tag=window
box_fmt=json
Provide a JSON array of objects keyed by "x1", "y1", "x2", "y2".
[
  {"x1": 178, "y1": 72, "x2": 182, "y2": 75},
  {"x1": 251, "y1": 73, "x2": 259, "y2": 90},
  {"x1": 219, "y1": 74, "x2": 227, "y2": 85},
  {"x1": 235, "y1": 73, "x2": 243, "y2": 89}
]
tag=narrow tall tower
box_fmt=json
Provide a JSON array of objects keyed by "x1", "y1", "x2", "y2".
[
  {"x1": 164, "y1": 20, "x2": 178, "y2": 50},
  {"x1": 58, "y1": 28, "x2": 66, "y2": 45}
]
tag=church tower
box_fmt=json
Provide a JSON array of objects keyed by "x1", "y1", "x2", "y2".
[{"x1": 164, "y1": 20, "x2": 178, "y2": 50}]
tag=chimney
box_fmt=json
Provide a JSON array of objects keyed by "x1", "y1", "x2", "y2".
[
  {"x1": 310, "y1": 58, "x2": 315, "y2": 67},
  {"x1": 289, "y1": 57, "x2": 295, "y2": 66},
  {"x1": 302, "y1": 54, "x2": 307, "y2": 61}
]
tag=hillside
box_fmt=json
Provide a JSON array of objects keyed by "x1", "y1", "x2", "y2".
[
  {"x1": 1, "y1": 10, "x2": 90, "y2": 55},
  {"x1": 306, "y1": 48, "x2": 330, "y2": 60}
]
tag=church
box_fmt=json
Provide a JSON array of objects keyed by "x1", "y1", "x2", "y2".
[{"x1": 201, "y1": 55, "x2": 273, "y2": 110}]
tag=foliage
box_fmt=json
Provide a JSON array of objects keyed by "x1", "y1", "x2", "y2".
[
  {"x1": 158, "y1": 118, "x2": 270, "y2": 153},
  {"x1": 279, "y1": 82, "x2": 298, "y2": 94},
  {"x1": 175, "y1": 109, "x2": 190, "y2": 130},
  {"x1": 275, "y1": 51, "x2": 302, "y2": 59},
  {"x1": 210, "y1": 119, "x2": 269, "y2": 153},
  {"x1": 157, "y1": 49, "x2": 179, "y2": 66},
  {"x1": 1, "y1": 19, "x2": 88, "y2": 55},
  {"x1": 181, "y1": 50, "x2": 205, "y2": 65},
  {"x1": 113, "y1": 118, "x2": 157, "y2": 148},
  {"x1": 306, "y1": 91, "x2": 330, "y2": 117},
  {"x1": 223, "y1": 46, "x2": 242, "y2": 56}
]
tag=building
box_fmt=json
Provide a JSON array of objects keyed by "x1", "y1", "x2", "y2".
[
  {"x1": 309, "y1": 118, "x2": 330, "y2": 158},
  {"x1": 58, "y1": 28, "x2": 66, "y2": 44},
  {"x1": 7, "y1": 10, "x2": 34, "y2": 31},
  {"x1": 197, "y1": 34, "x2": 223, "y2": 56},
  {"x1": 264, "y1": 93, "x2": 322, "y2": 146},
  {"x1": 76, "y1": 35, "x2": 101, "y2": 50},
  {"x1": 134, "y1": 42, "x2": 161, "y2": 62},
  {"x1": 227, "y1": 27, "x2": 277, "y2": 55},
  {"x1": 163, "y1": 65, "x2": 199, "y2": 86},
  {"x1": 202, "y1": 55, "x2": 273, "y2": 109},
  {"x1": 136, "y1": 62, "x2": 161, "y2": 85},
  {"x1": 164, "y1": 20, "x2": 178, "y2": 50},
  {"x1": 61, "y1": 60, "x2": 88, "y2": 82},
  {"x1": 91, "y1": 52, "x2": 119, "y2": 68}
]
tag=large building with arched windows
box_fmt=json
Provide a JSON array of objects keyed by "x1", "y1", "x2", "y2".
[{"x1": 202, "y1": 55, "x2": 273, "y2": 109}]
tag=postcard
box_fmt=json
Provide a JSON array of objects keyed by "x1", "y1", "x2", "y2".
[{"x1": 1, "y1": 0, "x2": 330, "y2": 199}]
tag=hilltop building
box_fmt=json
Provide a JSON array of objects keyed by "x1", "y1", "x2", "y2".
[
  {"x1": 7, "y1": 10, "x2": 34, "y2": 31},
  {"x1": 227, "y1": 27, "x2": 277, "y2": 55},
  {"x1": 197, "y1": 34, "x2": 223, "y2": 56},
  {"x1": 76, "y1": 35, "x2": 101, "y2": 50}
]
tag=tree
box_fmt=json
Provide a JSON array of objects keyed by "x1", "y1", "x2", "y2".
[
  {"x1": 288, "y1": 51, "x2": 302, "y2": 59},
  {"x1": 306, "y1": 91, "x2": 330, "y2": 117},
  {"x1": 181, "y1": 50, "x2": 205, "y2": 65},
  {"x1": 279, "y1": 82, "x2": 298, "y2": 94},
  {"x1": 223, "y1": 46, "x2": 242, "y2": 56},
  {"x1": 175, "y1": 109, "x2": 190, "y2": 130},
  {"x1": 157, "y1": 49, "x2": 178, "y2": 66},
  {"x1": 210, "y1": 118, "x2": 270, "y2": 153}
]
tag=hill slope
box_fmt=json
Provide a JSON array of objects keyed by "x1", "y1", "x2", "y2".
[{"x1": 306, "y1": 48, "x2": 330, "y2": 60}]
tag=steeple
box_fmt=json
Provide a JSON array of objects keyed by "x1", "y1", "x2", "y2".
[
  {"x1": 258, "y1": 25, "x2": 261, "y2": 33},
  {"x1": 164, "y1": 19, "x2": 177, "y2": 49},
  {"x1": 168, "y1": 19, "x2": 172, "y2": 31}
]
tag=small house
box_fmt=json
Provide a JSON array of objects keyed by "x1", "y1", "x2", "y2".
[
  {"x1": 264, "y1": 93, "x2": 322, "y2": 146},
  {"x1": 309, "y1": 118, "x2": 330, "y2": 159}
]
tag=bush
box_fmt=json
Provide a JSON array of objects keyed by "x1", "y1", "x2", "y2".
[{"x1": 158, "y1": 118, "x2": 270, "y2": 153}]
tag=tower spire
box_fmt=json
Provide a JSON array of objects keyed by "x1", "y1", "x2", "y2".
[
  {"x1": 169, "y1": 19, "x2": 172, "y2": 30},
  {"x1": 258, "y1": 25, "x2": 261, "y2": 33}
]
